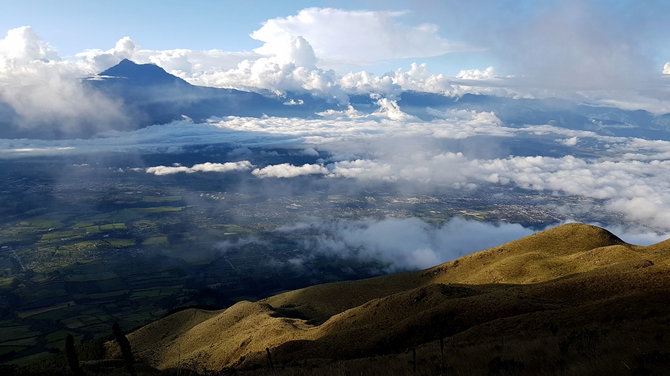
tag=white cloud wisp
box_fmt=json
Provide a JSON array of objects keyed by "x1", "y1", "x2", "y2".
[{"x1": 146, "y1": 161, "x2": 253, "y2": 175}]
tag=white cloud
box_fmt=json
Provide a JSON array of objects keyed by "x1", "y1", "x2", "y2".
[
  {"x1": 664, "y1": 62, "x2": 670, "y2": 75},
  {"x1": 337, "y1": 63, "x2": 516, "y2": 99},
  {"x1": 145, "y1": 161, "x2": 253, "y2": 175},
  {"x1": 0, "y1": 26, "x2": 58, "y2": 68},
  {"x1": 3, "y1": 108, "x2": 670, "y2": 233},
  {"x1": 327, "y1": 153, "x2": 670, "y2": 231},
  {"x1": 76, "y1": 36, "x2": 137, "y2": 73},
  {"x1": 0, "y1": 26, "x2": 129, "y2": 136},
  {"x1": 329, "y1": 159, "x2": 394, "y2": 181},
  {"x1": 606, "y1": 224, "x2": 669, "y2": 245},
  {"x1": 0, "y1": 21, "x2": 476, "y2": 108},
  {"x1": 372, "y1": 97, "x2": 416, "y2": 121},
  {"x1": 251, "y1": 8, "x2": 461, "y2": 65},
  {"x1": 195, "y1": 114, "x2": 670, "y2": 231},
  {"x1": 252, "y1": 163, "x2": 328, "y2": 178},
  {"x1": 559, "y1": 136, "x2": 579, "y2": 146},
  {"x1": 297, "y1": 147, "x2": 319, "y2": 157},
  {"x1": 235, "y1": 216, "x2": 668, "y2": 271},
  {"x1": 279, "y1": 217, "x2": 535, "y2": 270},
  {"x1": 209, "y1": 109, "x2": 507, "y2": 144},
  {"x1": 456, "y1": 66, "x2": 496, "y2": 80},
  {"x1": 253, "y1": 34, "x2": 317, "y2": 68}
]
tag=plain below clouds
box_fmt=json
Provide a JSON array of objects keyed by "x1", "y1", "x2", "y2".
[{"x1": 6, "y1": 109, "x2": 670, "y2": 232}]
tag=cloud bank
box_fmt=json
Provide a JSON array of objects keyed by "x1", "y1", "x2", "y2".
[
  {"x1": 274, "y1": 217, "x2": 669, "y2": 271},
  {"x1": 251, "y1": 163, "x2": 327, "y2": 178},
  {"x1": 145, "y1": 161, "x2": 253, "y2": 175},
  {"x1": 3, "y1": 104, "x2": 669, "y2": 234},
  {"x1": 277, "y1": 217, "x2": 535, "y2": 270}
]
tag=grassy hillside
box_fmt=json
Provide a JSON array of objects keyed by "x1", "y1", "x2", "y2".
[{"x1": 105, "y1": 223, "x2": 670, "y2": 375}]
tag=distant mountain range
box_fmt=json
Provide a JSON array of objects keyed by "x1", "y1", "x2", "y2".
[
  {"x1": 102, "y1": 223, "x2": 670, "y2": 375},
  {"x1": 1, "y1": 59, "x2": 670, "y2": 140},
  {"x1": 399, "y1": 92, "x2": 670, "y2": 140},
  {"x1": 87, "y1": 59, "x2": 324, "y2": 125}
]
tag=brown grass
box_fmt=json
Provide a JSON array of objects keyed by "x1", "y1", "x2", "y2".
[{"x1": 105, "y1": 223, "x2": 670, "y2": 375}]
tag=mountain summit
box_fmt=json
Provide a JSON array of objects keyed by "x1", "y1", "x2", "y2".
[
  {"x1": 86, "y1": 59, "x2": 294, "y2": 125},
  {"x1": 96, "y1": 59, "x2": 191, "y2": 87}
]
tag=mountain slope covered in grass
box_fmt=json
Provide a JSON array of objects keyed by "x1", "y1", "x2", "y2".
[{"x1": 107, "y1": 223, "x2": 670, "y2": 375}]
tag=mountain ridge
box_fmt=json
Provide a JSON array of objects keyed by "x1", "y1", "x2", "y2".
[
  {"x1": 106, "y1": 223, "x2": 670, "y2": 375},
  {"x1": 3, "y1": 59, "x2": 670, "y2": 141}
]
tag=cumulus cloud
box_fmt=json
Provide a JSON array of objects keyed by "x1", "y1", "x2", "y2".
[
  {"x1": 4, "y1": 1, "x2": 669, "y2": 124},
  {"x1": 559, "y1": 136, "x2": 579, "y2": 146},
  {"x1": 210, "y1": 108, "x2": 507, "y2": 145},
  {"x1": 0, "y1": 17, "x2": 482, "y2": 106},
  {"x1": 145, "y1": 161, "x2": 253, "y2": 175},
  {"x1": 372, "y1": 97, "x2": 417, "y2": 121},
  {"x1": 192, "y1": 54, "x2": 347, "y2": 101},
  {"x1": 251, "y1": 8, "x2": 462, "y2": 65},
  {"x1": 664, "y1": 62, "x2": 670, "y2": 75},
  {"x1": 456, "y1": 66, "x2": 496, "y2": 80},
  {"x1": 253, "y1": 34, "x2": 317, "y2": 68},
  {"x1": 0, "y1": 26, "x2": 129, "y2": 137},
  {"x1": 106, "y1": 10, "x2": 511, "y2": 102},
  {"x1": 77, "y1": 36, "x2": 137, "y2": 73},
  {"x1": 326, "y1": 153, "x2": 670, "y2": 231},
  {"x1": 3, "y1": 105, "x2": 670, "y2": 234},
  {"x1": 0, "y1": 26, "x2": 58, "y2": 67},
  {"x1": 206, "y1": 114, "x2": 670, "y2": 231},
  {"x1": 252, "y1": 163, "x2": 328, "y2": 178}
]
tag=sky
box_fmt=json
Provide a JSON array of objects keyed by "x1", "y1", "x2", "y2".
[
  {"x1": 2, "y1": 0, "x2": 669, "y2": 113},
  {"x1": 1, "y1": 1, "x2": 670, "y2": 264},
  {"x1": 1, "y1": 0, "x2": 669, "y2": 77}
]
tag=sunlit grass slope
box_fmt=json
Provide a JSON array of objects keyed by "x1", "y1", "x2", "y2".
[{"x1": 108, "y1": 223, "x2": 670, "y2": 375}]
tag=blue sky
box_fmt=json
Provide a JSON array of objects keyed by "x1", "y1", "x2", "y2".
[
  {"x1": 2, "y1": 1, "x2": 670, "y2": 76},
  {"x1": 1, "y1": 1, "x2": 669, "y2": 83},
  {"x1": 1, "y1": 1, "x2": 325, "y2": 54}
]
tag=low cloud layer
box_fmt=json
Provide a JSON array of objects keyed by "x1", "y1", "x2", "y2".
[
  {"x1": 159, "y1": 113, "x2": 670, "y2": 232},
  {"x1": 274, "y1": 217, "x2": 669, "y2": 271},
  {"x1": 146, "y1": 161, "x2": 252, "y2": 175},
  {"x1": 5, "y1": 106, "x2": 670, "y2": 234},
  {"x1": 278, "y1": 217, "x2": 535, "y2": 270},
  {"x1": 251, "y1": 163, "x2": 327, "y2": 178}
]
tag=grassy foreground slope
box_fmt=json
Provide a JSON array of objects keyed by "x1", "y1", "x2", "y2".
[{"x1": 111, "y1": 223, "x2": 670, "y2": 375}]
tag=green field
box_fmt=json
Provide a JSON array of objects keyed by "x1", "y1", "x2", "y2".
[
  {"x1": 142, "y1": 236, "x2": 169, "y2": 246},
  {"x1": 0, "y1": 190, "x2": 198, "y2": 363}
]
